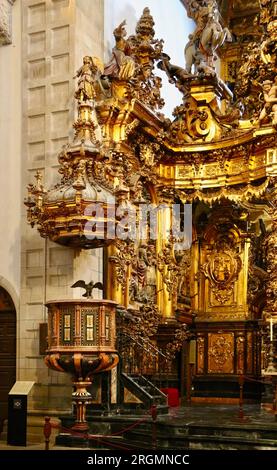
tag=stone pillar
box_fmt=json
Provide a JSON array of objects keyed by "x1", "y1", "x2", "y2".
[{"x1": 20, "y1": 0, "x2": 104, "y2": 414}]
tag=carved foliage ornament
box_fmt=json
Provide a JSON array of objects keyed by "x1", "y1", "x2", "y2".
[
  {"x1": 109, "y1": 240, "x2": 135, "y2": 292},
  {"x1": 165, "y1": 324, "x2": 191, "y2": 358},
  {"x1": 0, "y1": 0, "x2": 15, "y2": 46},
  {"x1": 103, "y1": 8, "x2": 164, "y2": 110},
  {"x1": 208, "y1": 334, "x2": 234, "y2": 373},
  {"x1": 117, "y1": 302, "x2": 160, "y2": 341},
  {"x1": 265, "y1": 184, "x2": 277, "y2": 315},
  {"x1": 235, "y1": 0, "x2": 277, "y2": 123},
  {"x1": 197, "y1": 335, "x2": 205, "y2": 373}
]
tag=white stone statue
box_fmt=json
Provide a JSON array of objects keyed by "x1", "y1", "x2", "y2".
[
  {"x1": 185, "y1": 0, "x2": 232, "y2": 75},
  {"x1": 259, "y1": 78, "x2": 277, "y2": 127}
]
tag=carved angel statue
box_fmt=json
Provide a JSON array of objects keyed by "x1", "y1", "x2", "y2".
[
  {"x1": 104, "y1": 20, "x2": 136, "y2": 80},
  {"x1": 74, "y1": 56, "x2": 100, "y2": 101},
  {"x1": 158, "y1": 53, "x2": 192, "y2": 85},
  {"x1": 71, "y1": 280, "x2": 103, "y2": 298},
  {"x1": 185, "y1": 0, "x2": 232, "y2": 74},
  {"x1": 259, "y1": 78, "x2": 277, "y2": 127}
]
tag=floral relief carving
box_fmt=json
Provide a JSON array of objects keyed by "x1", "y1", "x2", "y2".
[
  {"x1": 197, "y1": 335, "x2": 205, "y2": 374},
  {"x1": 208, "y1": 333, "x2": 234, "y2": 373},
  {"x1": 236, "y1": 335, "x2": 245, "y2": 374}
]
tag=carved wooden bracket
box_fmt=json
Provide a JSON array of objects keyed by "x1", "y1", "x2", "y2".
[{"x1": 0, "y1": 0, "x2": 16, "y2": 46}]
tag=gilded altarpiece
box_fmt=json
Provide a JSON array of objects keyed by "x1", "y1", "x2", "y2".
[
  {"x1": 192, "y1": 209, "x2": 262, "y2": 398},
  {"x1": 198, "y1": 217, "x2": 249, "y2": 321}
]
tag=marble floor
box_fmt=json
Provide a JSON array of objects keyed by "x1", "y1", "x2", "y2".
[
  {"x1": 161, "y1": 404, "x2": 277, "y2": 427},
  {"x1": 0, "y1": 404, "x2": 276, "y2": 451}
]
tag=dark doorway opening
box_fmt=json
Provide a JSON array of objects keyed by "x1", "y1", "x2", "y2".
[{"x1": 0, "y1": 287, "x2": 16, "y2": 433}]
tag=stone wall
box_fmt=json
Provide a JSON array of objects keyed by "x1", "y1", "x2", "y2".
[{"x1": 0, "y1": 0, "x2": 21, "y2": 303}]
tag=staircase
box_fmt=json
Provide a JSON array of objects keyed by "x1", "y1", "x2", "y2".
[
  {"x1": 120, "y1": 373, "x2": 168, "y2": 413},
  {"x1": 118, "y1": 331, "x2": 170, "y2": 414}
]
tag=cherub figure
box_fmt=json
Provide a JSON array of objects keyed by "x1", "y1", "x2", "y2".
[
  {"x1": 259, "y1": 78, "x2": 277, "y2": 127},
  {"x1": 74, "y1": 56, "x2": 98, "y2": 102}
]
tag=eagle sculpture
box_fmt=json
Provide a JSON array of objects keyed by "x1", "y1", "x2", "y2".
[{"x1": 71, "y1": 280, "x2": 104, "y2": 298}]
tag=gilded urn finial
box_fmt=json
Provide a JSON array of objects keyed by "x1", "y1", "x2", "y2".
[{"x1": 136, "y1": 7, "x2": 155, "y2": 39}]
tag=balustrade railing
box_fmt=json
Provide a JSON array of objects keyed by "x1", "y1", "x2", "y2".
[{"x1": 117, "y1": 331, "x2": 172, "y2": 388}]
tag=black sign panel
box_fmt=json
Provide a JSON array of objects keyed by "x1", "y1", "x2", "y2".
[{"x1": 7, "y1": 394, "x2": 27, "y2": 446}]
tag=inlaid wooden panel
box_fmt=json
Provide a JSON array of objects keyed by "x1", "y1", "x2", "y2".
[{"x1": 208, "y1": 333, "x2": 234, "y2": 374}]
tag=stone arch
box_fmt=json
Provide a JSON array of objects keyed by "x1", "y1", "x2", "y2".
[
  {"x1": 0, "y1": 280, "x2": 17, "y2": 431},
  {"x1": 0, "y1": 275, "x2": 19, "y2": 314}
]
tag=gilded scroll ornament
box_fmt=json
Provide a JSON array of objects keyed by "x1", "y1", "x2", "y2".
[
  {"x1": 157, "y1": 61, "x2": 245, "y2": 144},
  {"x1": 117, "y1": 301, "x2": 160, "y2": 342},
  {"x1": 236, "y1": 335, "x2": 245, "y2": 375},
  {"x1": 235, "y1": 0, "x2": 277, "y2": 124},
  {"x1": 265, "y1": 184, "x2": 277, "y2": 317},
  {"x1": 157, "y1": 241, "x2": 184, "y2": 301},
  {"x1": 165, "y1": 324, "x2": 191, "y2": 357},
  {"x1": 197, "y1": 336, "x2": 205, "y2": 374},
  {"x1": 109, "y1": 240, "x2": 135, "y2": 292}
]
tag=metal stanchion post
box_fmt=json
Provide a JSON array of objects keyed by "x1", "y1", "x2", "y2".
[
  {"x1": 272, "y1": 376, "x2": 277, "y2": 421},
  {"x1": 151, "y1": 404, "x2": 157, "y2": 449},
  {"x1": 238, "y1": 374, "x2": 244, "y2": 420},
  {"x1": 44, "y1": 416, "x2": 52, "y2": 450},
  {"x1": 187, "y1": 340, "x2": 196, "y2": 404}
]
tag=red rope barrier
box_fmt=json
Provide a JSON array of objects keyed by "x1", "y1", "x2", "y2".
[
  {"x1": 45, "y1": 406, "x2": 154, "y2": 450},
  {"x1": 242, "y1": 375, "x2": 273, "y2": 384},
  {"x1": 44, "y1": 416, "x2": 52, "y2": 451},
  {"x1": 58, "y1": 411, "x2": 151, "y2": 438},
  {"x1": 47, "y1": 423, "x2": 133, "y2": 451}
]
